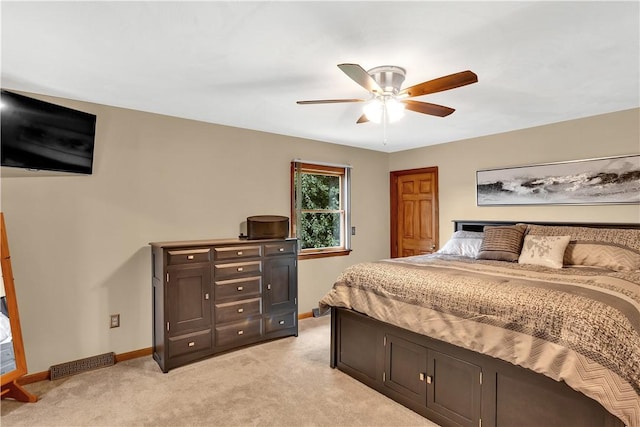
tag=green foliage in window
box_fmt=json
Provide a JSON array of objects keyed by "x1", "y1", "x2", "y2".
[
  {"x1": 297, "y1": 173, "x2": 341, "y2": 249},
  {"x1": 300, "y1": 174, "x2": 340, "y2": 210},
  {"x1": 300, "y1": 213, "x2": 341, "y2": 249}
]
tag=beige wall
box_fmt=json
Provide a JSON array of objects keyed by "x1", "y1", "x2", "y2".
[
  {"x1": 390, "y1": 108, "x2": 640, "y2": 243},
  {"x1": 2, "y1": 92, "x2": 638, "y2": 374},
  {"x1": 1, "y1": 94, "x2": 390, "y2": 373}
]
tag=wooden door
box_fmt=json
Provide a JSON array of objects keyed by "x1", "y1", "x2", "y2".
[{"x1": 390, "y1": 167, "x2": 439, "y2": 258}]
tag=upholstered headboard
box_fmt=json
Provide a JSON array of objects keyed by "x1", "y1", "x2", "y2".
[{"x1": 453, "y1": 220, "x2": 640, "y2": 232}]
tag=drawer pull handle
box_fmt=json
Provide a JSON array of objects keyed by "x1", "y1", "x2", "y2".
[
  {"x1": 237, "y1": 308, "x2": 244, "y2": 313},
  {"x1": 237, "y1": 267, "x2": 244, "y2": 272},
  {"x1": 237, "y1": 286, "x2": 244, "y2": 291},
  {"x1": 279, "y1": 247, "x2": 284, "y2": 252},
  {"x1": 237, "y1": 330, "x2": 244, "y2": 335},
  {"x1": 187, "y1": 255, "x2": 194, "y2": 260},
  {"x1": 188, "y1": 341, "x2": 195, "y2": 347},
  {"x1": 267, "y1": 284, "x2": 271, "y2": 290},
  {"x1": 237, "y1": 251, "x2": 243, "y2": 255},
  {"x1": 278, "y1": 320, "x2": 285, "y2": 325}
]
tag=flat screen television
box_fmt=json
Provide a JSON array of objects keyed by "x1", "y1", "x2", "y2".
[{"x1": 1, "y1": 90, "x2": 96, "y2": 174}]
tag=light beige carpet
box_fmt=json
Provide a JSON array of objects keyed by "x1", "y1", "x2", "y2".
[{"x1": 1, "y1": 316, "x2": 437, "y2": 426}]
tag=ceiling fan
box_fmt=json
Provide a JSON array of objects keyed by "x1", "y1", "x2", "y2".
[{"x1": 297, "y1": 63, "x2": 478, "y2": 124}]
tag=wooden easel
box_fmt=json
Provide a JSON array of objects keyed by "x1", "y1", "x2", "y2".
[{"x1": 0, "y1": 213, "x2": 37, "y2": 402}]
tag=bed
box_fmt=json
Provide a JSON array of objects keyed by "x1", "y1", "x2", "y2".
[{"x1": 319, "y1": 220, "x2": 640, "y2": 427}]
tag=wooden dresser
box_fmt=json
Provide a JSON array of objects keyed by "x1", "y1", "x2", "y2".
[{"x1": 150, "y1": 237, "x2": 298, "y2": 373}]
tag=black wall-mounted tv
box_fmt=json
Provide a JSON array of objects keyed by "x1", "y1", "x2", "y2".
[{"x1": 1, "y1": 90, "x2": 97, "y2": 175}]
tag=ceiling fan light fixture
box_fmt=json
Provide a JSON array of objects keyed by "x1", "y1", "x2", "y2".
[
  {"x1": 363, "y1": 99, "x2": 383, "y2": 123},
  {"x1": 385, "y1": 98, "x2": 405, "y2": 122},
  {"x1": 363, "y1": 97, "x2": 405, "y2": 123}
]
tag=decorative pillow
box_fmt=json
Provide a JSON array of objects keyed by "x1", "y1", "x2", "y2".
[
  {"x1": 526, "y1": 224, "x2": 640, "y2": 271},
  {"x1": 476, "y1": 224, "x2": 527, "y2": 262},
  {"x1": 518, "y1": 235, "x2": 571, "y2": 269},
  {"x1": 437, "y1": 231, "x2": 484, "y2": 258}
]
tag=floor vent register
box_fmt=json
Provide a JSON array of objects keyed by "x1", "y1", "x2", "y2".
[{"x1": 49, "y1": 352, "x2": 115, "y2": 380}]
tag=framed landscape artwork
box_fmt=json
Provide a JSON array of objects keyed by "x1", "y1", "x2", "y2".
[{"x1": 476, "y1": 154, "x2": 640, "y2": 206}]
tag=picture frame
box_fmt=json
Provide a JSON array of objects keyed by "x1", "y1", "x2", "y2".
[{"x1": 476, "y1": 154, "x2": 640, "y2": 206}]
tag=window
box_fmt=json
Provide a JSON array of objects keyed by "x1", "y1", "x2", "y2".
[{"x1": 291, "y1": 161, "x2": 351, "y2": 259}]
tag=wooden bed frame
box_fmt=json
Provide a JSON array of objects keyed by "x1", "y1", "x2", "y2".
[{"x1": 329, "y1": 220, "x2": 639, "y2": 427}]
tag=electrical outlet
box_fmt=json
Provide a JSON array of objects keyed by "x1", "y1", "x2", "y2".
[
  {"x1": 110, "y1": 314, "x2": 120, "y2": 328},
  {"x1": 351, "y1": 226, "x2": 356, "y2": 235}
]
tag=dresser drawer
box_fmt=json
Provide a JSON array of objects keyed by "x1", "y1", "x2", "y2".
[
  {"x1": 214, "y1": 261, "x2": 262, "y2": 279},
  {"x1": 214, "y1": 245, "x2": 261, "y2": 261},
  {"x1": 167, "y1": 248, "x2": 211, "y2": 265},
  {"x1": 265, "y1": 311, "x2": 297, "y2": 333},
  {"x1": 215, "y1": 276, "x2": 261, "y2": 300},
  {"x1": 215, "y1": 318, "x2": 262, "y2": 347},
  {"x1": 168, "y1": 329, "x2": 212, "y2": 358},
  {"x1": 215, "y1": 297, "x2": 262, "y2": 323},
  {"x1": 264, "y1": 241, "x2": 296, "y2": 256}
]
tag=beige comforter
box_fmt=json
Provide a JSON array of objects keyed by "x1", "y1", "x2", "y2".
[{"x1": 319, "y1": 254, "x2": 640, "y2": 426}]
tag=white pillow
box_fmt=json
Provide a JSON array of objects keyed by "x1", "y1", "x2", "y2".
[
  {"x1": 518, "y1": 235, "x2": 571, "y2": 269},
  {"x1": 437, "y1": 231, "x2": 484, "y2": 258}
]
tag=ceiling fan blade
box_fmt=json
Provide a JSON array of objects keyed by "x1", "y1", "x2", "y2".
[
  {"x1": 356, "y1": 114, "x2": 369, "y2": 124},
  {"x1": 337, "y1": 63, "x2": 383, "y2": 94},
  {"x1": 400, "y1": 70, "x2": 478, "y2": 98},
  {"x1": 402, "y1": 100, "x2": 455, "y2": 117},
  {"x1": 297, "y1": 98, "x2": 364, "y2": 105}
]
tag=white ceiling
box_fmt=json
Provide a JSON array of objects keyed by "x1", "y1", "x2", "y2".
[{"x1": 2, "y1": 1, "x2": 639, "y2": 153}]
